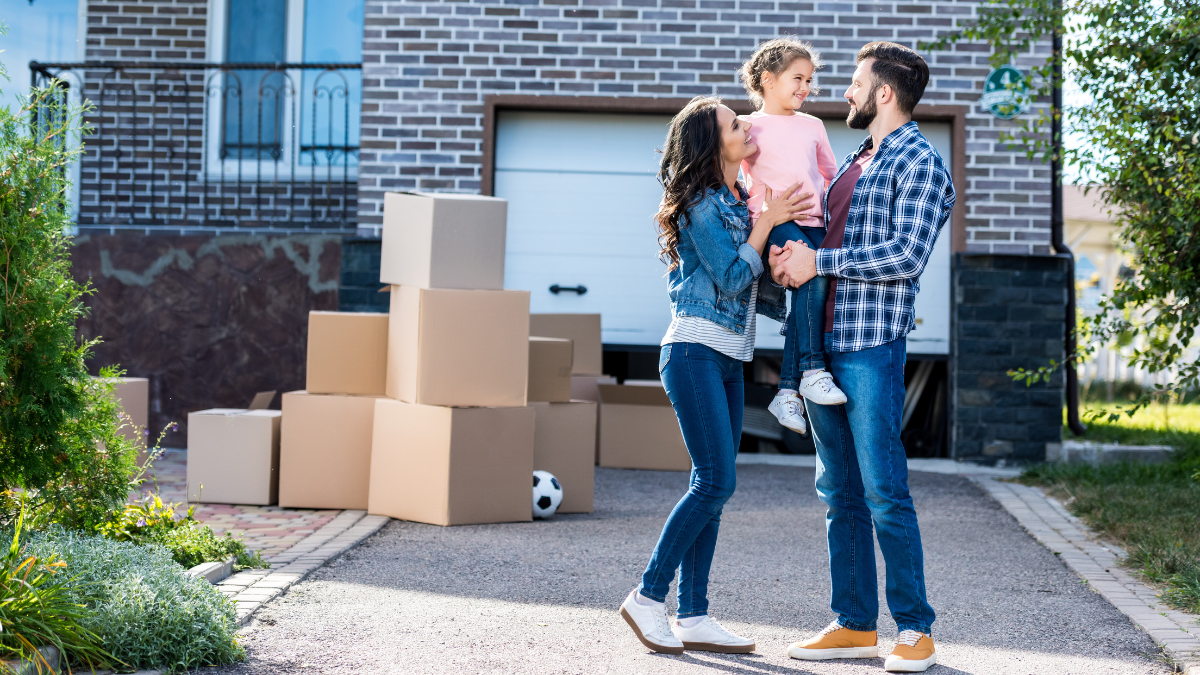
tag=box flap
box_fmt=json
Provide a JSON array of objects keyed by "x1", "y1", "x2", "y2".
[
  {"x1": 598, "y1": 384, "x2": 672, "y2": 407},
  {"x1": 248, "y1": 391, "x2": 277, "y2": 410}
]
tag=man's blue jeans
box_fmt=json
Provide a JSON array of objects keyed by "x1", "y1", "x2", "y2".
[
  {"x1": 804, "y1": 334, "x2": 936, "y2": 635},
  {"x1": 768, "y1": 223, "x2": 828, "y2": 390},
  {"x1": 640, "y1": 342, "x2": 742, "y2": 618}
]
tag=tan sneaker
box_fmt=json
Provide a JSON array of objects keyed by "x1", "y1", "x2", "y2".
[
  {"x1": 884, "y1": 630, "x2": 937, "y2": 672},
  {"x1": 786, "y1": 620, "x2": 878, "y2": 660}
]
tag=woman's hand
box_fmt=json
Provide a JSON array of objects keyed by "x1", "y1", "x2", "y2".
[{"x1": 761, "y1": 183, "x2": 817, "y2": 229}]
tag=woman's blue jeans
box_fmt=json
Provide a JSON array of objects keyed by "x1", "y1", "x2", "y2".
[
  {"x1": 768, "y1": 223, "x2": 828, "y2": 390},
  {"x1": 639, "y1": 342, "x2": 743, "y2": 618},
  {"x1": 804, "y1": 334, "x2": 936, "y2": 635}
]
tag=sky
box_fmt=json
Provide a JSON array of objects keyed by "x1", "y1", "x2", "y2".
[{"x1": 0, "y1": 0, "x2": 80, "y2": 115}]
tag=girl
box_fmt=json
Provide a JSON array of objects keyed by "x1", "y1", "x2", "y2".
[
  {"x1": 740, "y1": 38, "x2": 848, "y2": 435},
  {"x1": 619, "y1": 96, "x2": 814, "y2": 654}
]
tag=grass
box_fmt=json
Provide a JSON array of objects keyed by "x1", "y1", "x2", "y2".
[{"x1": 1022, "y1": 399, "x2": 1200, "y2": 614}]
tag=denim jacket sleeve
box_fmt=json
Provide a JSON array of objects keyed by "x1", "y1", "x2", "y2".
[{"x1": 679, "y1": 195, "x2": 764, "y2": 297}]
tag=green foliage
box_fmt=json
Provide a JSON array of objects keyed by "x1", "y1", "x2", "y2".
[
  {"x1": 0, "y1": 513, "x2": 113, "y2": 674},
  {"x1": 25, "y1": 526, "x2": 245, "y2": 672},
  {"x1": 0, "y1": 62, "x2": 136, "y2": 528},
  {"x1": 925, "y1": 0, "x2": 1200, "y2": 418}
]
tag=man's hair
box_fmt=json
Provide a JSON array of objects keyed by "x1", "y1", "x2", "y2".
[{"x1": 856, "y1": 42, "x2": 929, "y2": 115}]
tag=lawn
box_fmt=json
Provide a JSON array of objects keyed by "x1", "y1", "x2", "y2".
[{"x1": 1020, "y1": 400, "x2": 1200, "y2": 614}]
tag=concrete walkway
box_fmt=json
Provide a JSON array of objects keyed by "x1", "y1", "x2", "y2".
[{"x1": 216, "y1": 464, "x2": 1171, "y2": 674}]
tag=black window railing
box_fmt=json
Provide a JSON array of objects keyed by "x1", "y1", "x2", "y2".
[{"x1": 29, "y1": 61, "x2": 361, "y2": 232}]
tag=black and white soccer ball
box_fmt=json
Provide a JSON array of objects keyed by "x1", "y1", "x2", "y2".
[{"x1": 532, "y1": 470, "x2": 563, "y2": 519}]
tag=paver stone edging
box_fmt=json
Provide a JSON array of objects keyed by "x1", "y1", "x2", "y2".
[
  {"x1": 975, "y1": 477, "x2": 1200, "y2": 675},
  {"x1": 186, "y1": 556, "x2": 234, "y2": 584},
  {"x1": 216, "y1": 509, "x2": 390, "y2": 625}
]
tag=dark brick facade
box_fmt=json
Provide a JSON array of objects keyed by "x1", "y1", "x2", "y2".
[{"x1": 951, "y1": 254, "x2": 1066, "y2": 463}]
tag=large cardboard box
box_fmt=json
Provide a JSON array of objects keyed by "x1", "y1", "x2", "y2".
[
  {"x1": 187, "y1": 408, "x2": 282, "y2": 504},
  {"x1": 528, "y1": 337, "x2": 573, "y2": 403},
  {"x1": 279, "y1": 391, "x2": 380, "y2": 510},
  {"x1": 368, "y1": 398, "x2": 535, "y2": 526},
  {"x1": 531, "y1": 401, "x2": 596, "y2": 513},
  {"x1": 529, "y1": 314, "x2": 603, "y2": 375},
  {"x1": 306, "y1": 312, "x2": 388, "y2": 395},
  {"x1": 598, "y1": 383, "x2": 690, "y2": 471},
  {"x1": 380, "y1": 192, "x2": 507, "y2": 290},
  {"x1": 386, "y1": 285, "x2": 530, "y2": 407}
]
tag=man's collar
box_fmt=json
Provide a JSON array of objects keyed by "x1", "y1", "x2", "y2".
[{"x1": 855, "y1": 120, "x2": 920, "y2": 155}]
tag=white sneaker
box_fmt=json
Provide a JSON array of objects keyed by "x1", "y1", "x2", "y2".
[
  {"x1": 798, "y1": 370, "x2": 848, "y2": 406},
  {"x1": 672, "y1": 616, "x2": 755, "y2": 654},
  {"x1": 768, "y1": 393, "x2": 807, "y2": 434},
  {"x1": 619, "y1": 590, "x2": 684, "y2": 655}
]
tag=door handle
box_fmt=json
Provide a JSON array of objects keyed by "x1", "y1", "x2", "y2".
[{"x1": 549, "y1": 284, "x2": 587, "y2": 295}]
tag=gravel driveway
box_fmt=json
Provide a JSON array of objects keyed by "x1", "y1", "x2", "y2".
[{"x1": 215, "y1": 465, "x2": 1171, "y2": 674}]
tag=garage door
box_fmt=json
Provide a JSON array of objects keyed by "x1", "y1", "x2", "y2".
[{"x1": 496, "y1": 110, "x2": 951, "y2": 354}]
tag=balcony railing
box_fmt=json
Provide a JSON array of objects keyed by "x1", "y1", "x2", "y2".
[{"x1": 30, "y1": 61, "x2": 361, "y2": 232}]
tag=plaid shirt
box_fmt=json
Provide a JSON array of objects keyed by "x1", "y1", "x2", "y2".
[{"x1": 815, "y1": 121, "x2": 956, "y2": 352}]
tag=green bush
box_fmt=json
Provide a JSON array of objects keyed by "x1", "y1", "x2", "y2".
[{"x1": 25, "y1": 527, "x2": 245, "y2": 672}]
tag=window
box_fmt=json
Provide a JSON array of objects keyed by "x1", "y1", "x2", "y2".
[{"x1": 223, "y1": 0, "x2": 288, "y2": 160}]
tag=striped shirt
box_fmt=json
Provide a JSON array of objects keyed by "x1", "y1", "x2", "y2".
[{"x1": 661, "y1": 282, "x2": 758, "y2": 361}]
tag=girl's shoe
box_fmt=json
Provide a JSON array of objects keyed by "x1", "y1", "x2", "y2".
[
  {"x1": 619, "y1": 590, "x2": 684, "y2": 655},
  {"x1": 672, "y1": 616, "x2": 755, "y2": 653},
  {"x1": 884, "y1": 630, "x2": 937, "y2": 672},
  {"x1": 798, "y1": 370, "x2": 848, "y2": 405},
  {"x1": 768, "y1": 393, "x2": 807, "y2": 434}
]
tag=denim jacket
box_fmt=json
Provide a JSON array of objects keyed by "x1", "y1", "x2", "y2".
[{"x1": 666, "y1": 184, "x2": 787, "y2": 334}]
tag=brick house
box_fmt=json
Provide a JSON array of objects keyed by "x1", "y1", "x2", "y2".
[{"x1": 19, "y1": 0, "x2": 1064, "y2": 460}]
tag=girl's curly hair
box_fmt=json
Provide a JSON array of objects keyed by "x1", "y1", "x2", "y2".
[
  {"x1": 655, "y1": 96, "x2": 726, "y2": 272},
  {"x1": 740, "y1": 37, "x2": 824, "y2": 109}
]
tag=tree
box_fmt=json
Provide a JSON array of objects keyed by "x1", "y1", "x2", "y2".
[
  {"x1": 926, "y1": 0, "x2": 1200, "y2": 419},
  {"x1": 0, "y1": 59, "x2": 137, "y2": 528}
]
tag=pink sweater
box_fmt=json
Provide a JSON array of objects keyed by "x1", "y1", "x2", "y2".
[{"x1": 740, "y1": 111, "x2": 838, "y2": 227}]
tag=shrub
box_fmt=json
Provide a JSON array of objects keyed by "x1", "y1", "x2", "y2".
[{"x1": 25, "y1": 527, "x2": 245, "y2": 672}]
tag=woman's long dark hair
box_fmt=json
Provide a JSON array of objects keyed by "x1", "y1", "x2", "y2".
[{"x1": 656, "y1": 96, "x2": 727, "y2": 271}]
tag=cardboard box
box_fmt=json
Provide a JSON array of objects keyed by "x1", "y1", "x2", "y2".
[
  {"x1": 528, "y1": 337, "x2": 573, "y2": 403},
  {"x1": 386, "y1": 285, "x2": 530, "y2": 407},
  {"x1": 368, "y1": 398, "x2": 534, "y2": 526},
  {"x1": 278, "y1": 391, "x2": 380, "y2": 510},
  {"x1": 187, "y1": 408, "x2": 282, "y2": 504},
  {"x1": 529, "y1": 314, "x2": 603, "y2": 375},
  {"x1": 380, "y1": 191, "x2": 507, "y2": 290},
  {"x1": 531, "y1": 401, "x2": 597, "y2": 513},
  {"x1": 569, "y1": 375, "x2": 617, "y2": 403},
  {"x1": 306, "y1": 312, "x2": 388, "y2": 395},
  {"x1": 96, "y1": 376, "x2": 149, "y2": 449},
  {"x1": 598, "y1": 383, "x2": 690, "y2": 471}
]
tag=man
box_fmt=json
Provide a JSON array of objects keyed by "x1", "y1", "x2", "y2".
[{"x1": 769, "y1": 42, "x2": 954, "y2": 673}]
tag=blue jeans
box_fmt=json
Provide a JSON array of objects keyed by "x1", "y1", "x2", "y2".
[
  {"x1": 768, "y1": 223, "x2": 828, "y2": 390},
  {"x1": 640, "y1": 342, "x2": 743, "y2": 618},
  {"x1": 804, "y1": 334, "x2": 935, "y2": 635}
]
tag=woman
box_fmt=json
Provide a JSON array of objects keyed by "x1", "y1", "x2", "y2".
[{"x1": 619, "y1": 96, "x2": 814, "y2": 655}]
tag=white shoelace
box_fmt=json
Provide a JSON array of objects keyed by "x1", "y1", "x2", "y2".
[
  {"x1": 782, "y1": 397, "x2": 803, "y2": 416},
  {"x1": 895, "y1": 629, "x2": 924, "y2": 647},
  {"x1": 817, "y1": 620, "x2": 843, "y2": 637},
  {"x1": 812, "y1": 373, "x2": 837, "y2": 394}
]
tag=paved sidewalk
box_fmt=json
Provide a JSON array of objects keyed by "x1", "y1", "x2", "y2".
[
  {"x1": 140, "y1": 449, "x2": 341, "y2": 560},
  {"x1": 215, "y1": 465, "x2": 1170, "y2": 674},
  {"x1": 978, "y1": 477, "x2": 1200, "y2": 675}
]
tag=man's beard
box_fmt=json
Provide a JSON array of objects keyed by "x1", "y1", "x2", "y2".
[{"x1": 846, "y1": 85, "x2": 880, "y2": 130}]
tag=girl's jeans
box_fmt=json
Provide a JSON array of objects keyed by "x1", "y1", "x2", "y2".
[
  {"x1": 768, "y1": 222, "x2": 828, "y2": 390},
  {"x1": 639, "y1": 342, "x2": 743, "y2": 618}
]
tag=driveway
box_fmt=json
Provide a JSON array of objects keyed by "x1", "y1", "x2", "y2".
[{"x1": 216, "y1": 465, "x2": 1171, "y2": 674}]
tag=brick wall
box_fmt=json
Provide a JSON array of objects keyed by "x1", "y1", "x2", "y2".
[
  {"x1": 952, "y1": 254, "x2": 1066, "y2": 463},
  {"x1": 84, "y1": 0, "x2": 208, "y2": 61},
  {"x1": 356, "y1": 0, "x2": 1053, "y2": 253}
]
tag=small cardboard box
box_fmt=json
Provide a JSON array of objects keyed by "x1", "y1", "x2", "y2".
[
  {"x1": 368, "y1": 398, "x2": 535, "y2": 526},
  {"x1": 306, "y1": 311, "x2": 388, "y2": 395},
  {"x1": 598, "y1": 383, "x2": 690, "y2": 471},
  {"x1": 380, "y1": 191, "x2": 507, "y2": 290},
  {"x1": 569, "y1": 374, "x2": 617, "y2": 403},
  {"x1": 529, "y1": 314, "x2": 603, "y2": 375},
  {"x1": 528, "y1": 337, "x2": 573, "y2": 403},
  {"x1": 531, "y1": 401, "x2": 597, "y2": 513},
  {"x1": 96, "y1": 376, "x2": 149, "y2": 449},
  {"x1": 188, "y1": 397, "x2": 281, "y2": 505},
  {"x1": 386, "y1": 285, "x2": 530, "y2": 408},
  {"x1": 279, "y1": 391, "x2": 381, "y2": 510}
]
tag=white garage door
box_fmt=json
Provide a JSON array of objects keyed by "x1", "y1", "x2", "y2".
[{"x1": 496, "y1": 110, "x2": 951, "y2": 355}]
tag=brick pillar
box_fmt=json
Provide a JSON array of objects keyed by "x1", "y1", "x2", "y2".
[{"x1": 952, "y1": 254, "x2": 1067, "y2": 463}]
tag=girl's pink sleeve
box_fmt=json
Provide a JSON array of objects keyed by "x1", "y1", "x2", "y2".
[{"x1": 816, "y1": 124, "x2": 838, "y2": 191}]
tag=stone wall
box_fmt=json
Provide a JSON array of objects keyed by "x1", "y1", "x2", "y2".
[
  {"x1": 73, "y1": 234, "x2": 341, "y2": 445},
  {"x1": 951, "y1": 254, "x2": 1066, "y2": 463}
]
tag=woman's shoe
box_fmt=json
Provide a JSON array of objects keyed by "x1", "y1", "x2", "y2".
[
  {"x1": 798, "y1": 370, "x2": 848, "y2": 405},
  {"x1": 619, "y1": 590, "x2": 684, "y2": 655},
  {"x1": 768, "y1": 392, "x2": 807, "y2": 433},
  {"x1": 672, "y1": 616, "x2": 755, "y2": 653}
]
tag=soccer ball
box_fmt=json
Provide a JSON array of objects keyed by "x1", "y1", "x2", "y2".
[{"x1": 532, "y1": 470, "x2": 563, "y2": 519}]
